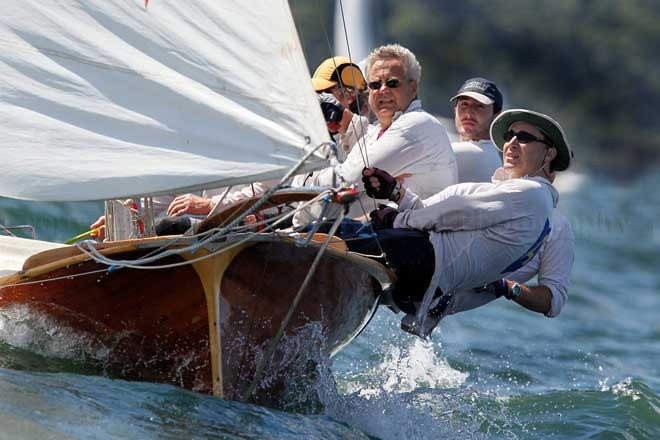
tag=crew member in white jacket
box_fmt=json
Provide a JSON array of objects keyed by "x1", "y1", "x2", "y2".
[
  {"x1": 357, "y1": 109, "x2": 573, "y2": 337},
  {"x1": 449, "y1": 77, "x2": 504, "y2": 183},
  {"x1": 293, "y1": 44, "x2": 457, "y2": 224}
]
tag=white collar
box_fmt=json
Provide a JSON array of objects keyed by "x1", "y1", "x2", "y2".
[{"x1": 387, "y1": 99, "x2": 422, "y2": 126}]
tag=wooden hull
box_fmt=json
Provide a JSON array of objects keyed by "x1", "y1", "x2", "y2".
[{"x1": 0, "y1": 234, "x2": 390, "y2": 406}]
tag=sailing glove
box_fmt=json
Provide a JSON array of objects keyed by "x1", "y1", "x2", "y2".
[
  {"x1": 369, "y1": 204, "x2": 399, "y2": 230},
  {"x1": 318, "y1": 93, "x2": 344, "y2": 124},
  {"x1": 362, "y1": 167, "x2": 402, "y2": 202}
]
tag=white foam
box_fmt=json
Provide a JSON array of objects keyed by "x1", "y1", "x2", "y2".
[
  {"x1": 352, "y1": 338, "x2": 468, "y2": 397},
  {"x1": 600, "y1": 376, "x2": 641, "y2": 401},
  {"x1": 0, "y1": 304, "x2": 112, "y2": 361},
  {"x1": 321, "y1": 339, "x2": 478, "y2": 440}
]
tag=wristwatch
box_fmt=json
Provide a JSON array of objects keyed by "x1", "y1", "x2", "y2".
[
  {"x1": 391, "y1": 181, "x2": 403, "y2": 203},
  {"x1": 507, "y1": 282, "x2": 522, "y2": 300}
]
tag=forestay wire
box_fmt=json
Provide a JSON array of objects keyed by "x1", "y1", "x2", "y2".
[{"x1": 325, "y1": 0, "x2": 386, "y2": 255}]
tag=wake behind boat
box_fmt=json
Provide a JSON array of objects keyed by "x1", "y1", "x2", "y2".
[{"x1": 0, "y1": 0, "x2": 392, "y2": 408}]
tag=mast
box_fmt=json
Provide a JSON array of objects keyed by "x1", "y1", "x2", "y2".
[{"x1": 333, "y1": 0, "x2": 373, "y2": 64}]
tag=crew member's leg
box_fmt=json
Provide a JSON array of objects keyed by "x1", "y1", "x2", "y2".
[
  {"x1": 304, "y1": 220, "x2": 444, "y2": 318},
  {"x1": 346, "y1": 228, "x2": 435, "y2": 314}
]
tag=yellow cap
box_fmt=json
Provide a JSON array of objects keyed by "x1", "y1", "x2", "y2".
[{"x1": 311, "y1": 56, "x2": 366, "y2": 92}]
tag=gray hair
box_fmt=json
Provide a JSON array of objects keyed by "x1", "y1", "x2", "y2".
[{"x1": 364, "y1": 44, "x2": 422, "y2": 83}]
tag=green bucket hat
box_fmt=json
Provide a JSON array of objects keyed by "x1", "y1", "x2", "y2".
[{"x1": 490, "y1": 109, "x2": 573, "y2": 171}]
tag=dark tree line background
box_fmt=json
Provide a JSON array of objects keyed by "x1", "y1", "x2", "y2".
[{"x1": 291, "y1": 0, "x2": 660, "y2": 178}]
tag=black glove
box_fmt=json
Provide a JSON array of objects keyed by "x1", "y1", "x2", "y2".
[
  {"x1": 369, "y1": 204, "x2": 399, "y2": 230},
  {"x1": 474, "y1": 279, "x2": 508, "y2": 298},
  {"x1": 362, "y1": 167, "x2": 401, "y2": 201},
  {"x1": 318, "y1": 92, "x2": 344, "y2": 124}
]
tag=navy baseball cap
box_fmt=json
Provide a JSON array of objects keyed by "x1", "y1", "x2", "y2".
[{"x1": 450, "y1": 77, "x2": 503, "y2": 112}]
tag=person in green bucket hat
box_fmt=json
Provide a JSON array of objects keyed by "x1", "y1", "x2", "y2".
[
  {"x1": 350, "y1": 109, "x2": 574, "y2": 338},
  {"x1": 458, "y1": 109, "x2": 576, "y2": 319},
  {"x1": 490, "y1": 108, "x2": 573, "y2": 175}
]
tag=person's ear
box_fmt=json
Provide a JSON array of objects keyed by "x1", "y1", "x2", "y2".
[
  {"x1": 545, "y1": 146, "x2": 558, "y2": 164},
  {"x1": 410, "y1": 79, "x2": 418, "y2": 96}
]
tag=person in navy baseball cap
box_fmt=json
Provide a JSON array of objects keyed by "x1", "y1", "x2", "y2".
[
  {"x1": 450, "y1": 77, "x2": 503, "y2": 113},
  {"x1": 450, "y1": 77, "x2": 505, "y2": 183}
]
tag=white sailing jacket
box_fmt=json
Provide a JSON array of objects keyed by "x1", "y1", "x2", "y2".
[
  {"x1": 394, "y1": 175, "x2": 559, "y2": 302},
  {"x1": 509, "y1": 210, "x2": 574, "y2": 317},
  {"x1": 442, "y1": 210, "x2": 574, "y2": 319}
]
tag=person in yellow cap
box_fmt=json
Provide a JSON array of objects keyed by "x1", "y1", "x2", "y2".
[
  {"x1": 312, "y1": 56, "x2": 367, "y2": 112},
  {"x1": 311, "y1": 56, "x2": 370, "y2": 161}
]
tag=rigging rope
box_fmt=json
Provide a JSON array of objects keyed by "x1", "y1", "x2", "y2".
[
  {"x1": 317, "y1": 0, "x2": 371, "y2": 171},
  {"x1": 0, "y1": 191, "x2": 333, "y2": 289},
  {"x1": 336, "y1": 0, "x2": 371, "y2": 167},
  {"x1": 320, "y1": 0, "x2": 387, "y2": 261},
  {"x1": 75, "y1": 190, "x2": 333, "y2": 271}
]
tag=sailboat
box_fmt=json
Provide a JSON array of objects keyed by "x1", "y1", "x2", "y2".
[{"x1": 0, "y1": 0, "x2": 392, "y2": 407}]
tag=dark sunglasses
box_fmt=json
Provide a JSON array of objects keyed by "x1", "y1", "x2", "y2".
[
  {"x1": 367, "y1": 78, "x2": 402, "y2": 90},
  {"x1": 503, "y1": 130, "x2": 552, "y2": 146}
]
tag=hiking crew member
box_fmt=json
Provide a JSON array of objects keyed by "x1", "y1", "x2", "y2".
[{"x1": 356, "y1": 109, "x2": 573, "y2": 337}]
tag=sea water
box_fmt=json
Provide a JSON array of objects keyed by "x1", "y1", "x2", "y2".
[{"x1": 0, "y1": 171, "x2": 658, "y2": 439}]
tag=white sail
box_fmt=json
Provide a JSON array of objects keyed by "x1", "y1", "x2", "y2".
[{"x1": 0, "y1": 0, "x2": 330, "y2": 201}]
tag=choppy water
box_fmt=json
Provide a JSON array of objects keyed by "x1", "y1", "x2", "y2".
[{"x1": 0, "y1": 171, "x2": 658, "y2": 439}]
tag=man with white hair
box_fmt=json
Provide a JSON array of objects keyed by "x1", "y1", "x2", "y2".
[{"x1": 294, "y1": 44, "x2": 457, "y2": 223}]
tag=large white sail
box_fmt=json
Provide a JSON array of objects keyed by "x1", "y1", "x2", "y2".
[{"x1": 0, "y1": 0, "x2": 330, "y2": 201}]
